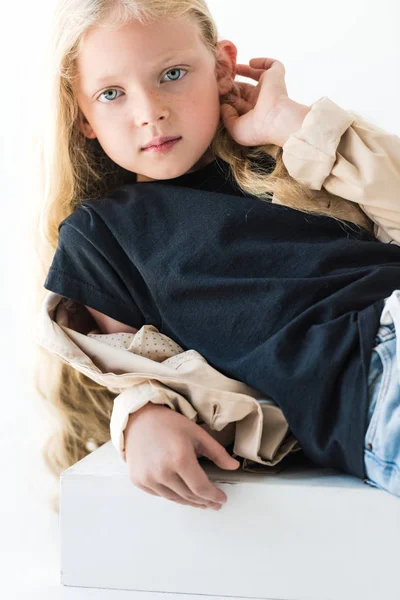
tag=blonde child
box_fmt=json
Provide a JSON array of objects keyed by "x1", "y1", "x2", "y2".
[{"x1": 36, "y1": 0, "x2": 400, "y2": 512}]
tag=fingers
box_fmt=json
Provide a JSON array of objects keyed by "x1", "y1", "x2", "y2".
[
  {"x1": 236, "y1": 63, "x2": 263, "y2": 80},
  {"x1": 236, "y1": 58, "x2": 285, "y2": 81},
  {"x1": 249, "y1": 57, "x2": 282, "y2": 69},
  {"x1": 156, "y1": 478, "x2": 224, "y2": 510},
  {"x1": 179, "y1": 456, "x2": 228, "y2": 504},
  {"x1": 138, "y1": 482, "x2": 223, "y2": 510},
  {"x1": 131, "y1": 454, "x2": 227, "y2": 508},
  {"x1": 236, "y1": 81, "x2": 257, "y2": 97},
  {"x1": 227, "y1": 96, "x2": 250, "y2": 116}
]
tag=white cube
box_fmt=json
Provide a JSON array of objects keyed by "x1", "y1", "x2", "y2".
[{"x1": 60, "y1": 441, "x2": 400, "y2": 599}]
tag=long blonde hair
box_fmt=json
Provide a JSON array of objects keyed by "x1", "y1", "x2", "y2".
[{"x1": 34, "y1": 0, "x2": 373, "y2": 512}]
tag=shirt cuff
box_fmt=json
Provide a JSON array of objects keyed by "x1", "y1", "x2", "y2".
[
  {"x1": 282, "y1": 96, "x2": 355, "y2": 190},
  {"x1": 110, "y1": 384, "x2": 198, "y2": 462}
]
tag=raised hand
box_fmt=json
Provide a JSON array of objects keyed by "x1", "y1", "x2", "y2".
[{"x1": 221, "y1": 57, "x2": 290, "y2": 147}]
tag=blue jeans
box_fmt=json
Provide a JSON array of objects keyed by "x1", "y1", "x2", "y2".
[{"x1": 364, "y1": 315, "x2": 400, "y2": 497}]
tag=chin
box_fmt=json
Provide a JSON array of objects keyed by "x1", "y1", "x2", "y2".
[{"x1": 146, "y1": 164, "x2": 190, "y2": 181}]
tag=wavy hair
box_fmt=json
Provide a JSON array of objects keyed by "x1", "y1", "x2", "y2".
[{"x1": 34, "y1": 0, "x2": 373, "y2": 513}]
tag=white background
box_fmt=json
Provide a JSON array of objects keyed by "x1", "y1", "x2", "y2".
[{"x1": 0, "y1": 0, "x2": 399, "y2": 597}]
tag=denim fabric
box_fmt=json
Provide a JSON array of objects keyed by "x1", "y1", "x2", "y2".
[{"x1": 364, "y1": 315, "x2": 400, "y2": 497}]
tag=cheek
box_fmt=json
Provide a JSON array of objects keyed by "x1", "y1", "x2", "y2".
[
  {"x1": 184, "y1": 84, "x2": 220, "y2": 124},
  {"x1": 93, "y1": 119, "x2": 135, "y2": 168},
  {"x1": 98, "y1": 115, "x2": 133, "y2": 144}
]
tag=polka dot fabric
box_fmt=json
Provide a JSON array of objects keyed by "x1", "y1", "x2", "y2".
[{"x1": 88, "y1": 324, "x2": 184, "y2": 362}]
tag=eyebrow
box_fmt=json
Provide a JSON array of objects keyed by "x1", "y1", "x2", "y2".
[{"x1": 93, "y1": 52, "x2": 190, "y2": 85}]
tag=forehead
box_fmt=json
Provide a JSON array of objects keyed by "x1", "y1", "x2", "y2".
[{"x1": 77, "y1": 16, "x2": 207, "y2": 82}]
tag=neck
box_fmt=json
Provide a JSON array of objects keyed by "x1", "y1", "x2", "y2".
[{"x1": 136, "y1": 148, "x2": 216, "y2": 183}]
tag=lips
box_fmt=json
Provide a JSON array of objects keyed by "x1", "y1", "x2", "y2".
[{"x1": 142, "y1": 136, "x2": 181, "y2": 149}]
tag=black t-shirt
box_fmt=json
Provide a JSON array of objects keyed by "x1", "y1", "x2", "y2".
[{"x1": 44, "y1": 156, "x2": 400, "y2": 480}]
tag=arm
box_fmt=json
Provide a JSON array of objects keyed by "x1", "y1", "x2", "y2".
[
  {"x1": 280, "y1": 96, "x2": 400, "y2": 245},
  {"x1": 38, "y1": 292, "x2": 299, "y2": 475},
  {"x1": 83, "y1": 305, "x2": 198, "y2": 462},
  {"x1": 111, "y1": 381, "x2": 198, "y2": 462},
  {"x1": 64, "y1": 304, "x2": 231, "y2": 508},
  {"x1": 84, "y1": 304, "x2": 139, "y2": 334}
]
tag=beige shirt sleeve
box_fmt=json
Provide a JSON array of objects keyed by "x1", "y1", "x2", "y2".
[
  {"x1": 282, "y1": 96, "x2": 400, "y2": 245},
  {"x1": 88, "y1": 326, "x2": 194, "y2": 462},
  {"x1": 88, "y1": 328, "x2": 298, "y2": 469},
  {"x1": 110, "y1": 380, "x2": 198, "y2": 463}
]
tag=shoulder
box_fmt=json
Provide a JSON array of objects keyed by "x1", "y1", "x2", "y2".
[
  {"x1": 62, "y1": 183, "x2": 155, "y2": 229},
  {"x1": 84, "y1": 182, "x2": 154, "y2": 212},
  {"x1": 59, "y1": 202, "x2": 96, "y2": 233},
  {"x1": 58, "y1": 182, "x2": 172, "y2": 247},
  {"x1": 58, "y1": 187, "x2": 128, "y2": 237}
]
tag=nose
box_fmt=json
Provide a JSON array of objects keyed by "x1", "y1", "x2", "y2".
[{"x1": 133, "y1": 90, "x2": 170, "y2": 127}]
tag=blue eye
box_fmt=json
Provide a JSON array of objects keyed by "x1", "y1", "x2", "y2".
[
  {"x1": 98, "y1": 89, "x2": 123, "y2": 103},
  {"x1": 97, "y1": 68, "x2": 187, "y2": 103},
  {"x1": 161, "y1": 68, "x2": 187, "y2": 82}
]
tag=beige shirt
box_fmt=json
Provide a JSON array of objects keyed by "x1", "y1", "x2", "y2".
[
  {"x1": 36, "y1": 95, "x2": 400, "y2": 472},
  {"x1": 281, "y1": 96, "x2": 400, "y2": 246},
  {"x1": 37, "y1": 295, "x2": 301, "y2": 473}
]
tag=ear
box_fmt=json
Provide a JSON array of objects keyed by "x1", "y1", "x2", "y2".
[
  {"x1": 215, "y1": 40, "x2": 237, "y2": 96},
  {"x1": 76, "y1": 109, "x2": 97, "y2": 139}
]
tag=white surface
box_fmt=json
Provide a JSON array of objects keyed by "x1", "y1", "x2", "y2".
[
  {"x1": 61, "y1": 441, "x2": 400, "y2": 600},
  {"x1": 1, "y1": 1, "x2": 399, "y2": 598},
  {"x1": 0, "y1": 413, "x2": 61, "y2": 595},
  {"x1": 62, "y1": 589, "x2": 265, "y2": 599}
]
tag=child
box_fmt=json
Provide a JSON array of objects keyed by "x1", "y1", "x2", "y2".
[{"x1": 36, "y1": 0, "x2": 400, "y2": 512}]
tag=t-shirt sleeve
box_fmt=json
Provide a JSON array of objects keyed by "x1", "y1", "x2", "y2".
[{"x1": 44, "y1": 211, "x2": 144, "y2": 328}]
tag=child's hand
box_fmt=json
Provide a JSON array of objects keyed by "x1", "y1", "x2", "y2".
[
  {"x1": 221, "y1": 57, "x2": 290, "y2": 147},
  {"x1": 124, "y1": 402, "x2": 240, "y2": 510}
]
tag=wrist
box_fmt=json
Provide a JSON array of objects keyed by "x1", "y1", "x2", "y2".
[
  {"x1": 126, "y1": 402, "x2": 156, "y2": 426},
  {"x1": 271, "y1": 98, "x2": 311, "y2": 148}
]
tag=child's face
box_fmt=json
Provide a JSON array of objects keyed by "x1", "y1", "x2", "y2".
[{"x1": 74, "y1": 16, "x2": 236, "y2": 182}]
